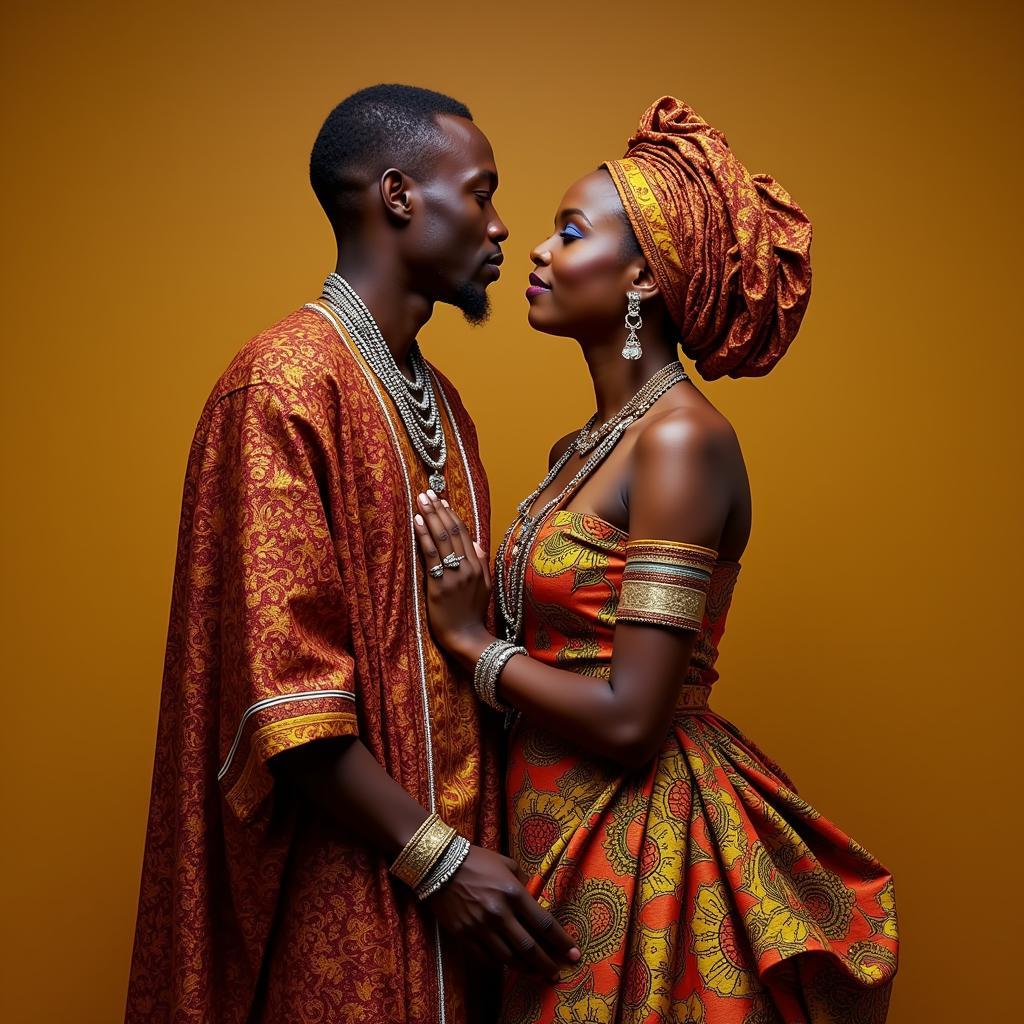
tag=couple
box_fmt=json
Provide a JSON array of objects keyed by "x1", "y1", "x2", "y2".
[{"x1": 126, "y1": 85, "x2": 898, "y2": 1024}]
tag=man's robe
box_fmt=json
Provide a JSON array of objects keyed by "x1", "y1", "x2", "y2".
[{"x1": 125, "y1": 303, "x2": 502, "y2": 1023}]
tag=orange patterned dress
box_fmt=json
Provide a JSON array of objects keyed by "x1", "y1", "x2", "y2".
[{"x1": 501, "y1": 510, "x2": 898, "y2": 1024}]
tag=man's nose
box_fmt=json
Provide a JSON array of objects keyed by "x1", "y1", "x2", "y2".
[{"x1": 489, "y1": 213, "x2": 509, "y2": 244}]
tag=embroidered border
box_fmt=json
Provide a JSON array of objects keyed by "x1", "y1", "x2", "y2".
[
  {"x1": 617, "y1": 539, "x2": 718, "y2": 632},
  {"x1": 218, "y1": 688, "x2": 356, "y2": 781},
  {"x1": 604, "y1": 158, "x2": 687, "y2": 327},
  {"x1": 224, "y1": 708, "x2": 358, "y2": 819},
  {"x1": 306, "y1": 300, "x2": 485, "y2": 1024}
]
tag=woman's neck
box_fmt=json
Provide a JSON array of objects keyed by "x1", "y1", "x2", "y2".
[{"x1": 580, "y1": 332, "x2": 680, "y2": 423}]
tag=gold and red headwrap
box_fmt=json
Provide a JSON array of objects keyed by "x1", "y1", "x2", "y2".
[{"x1": 604, "y1": 97, "x2": 812, "y2": 379}]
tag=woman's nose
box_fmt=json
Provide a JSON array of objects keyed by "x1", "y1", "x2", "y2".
[{"x1": 529, "y1": 243, "x2": 552, "y2": 267}]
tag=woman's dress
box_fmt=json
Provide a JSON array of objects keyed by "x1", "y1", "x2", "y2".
[{"x1": 500, "y1": 510, "x2": 898, "y2": 1024}]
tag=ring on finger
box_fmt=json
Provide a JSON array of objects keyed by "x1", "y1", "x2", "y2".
[
  {"x1": 442, "y1": 553, "x2": 465, "y2": 571},
  {"x1": 428, "y1": 563, "x2": 445, "y2": 579}
]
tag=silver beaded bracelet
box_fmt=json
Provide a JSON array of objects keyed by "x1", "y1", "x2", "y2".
[
  {"x1": 416, "y1": 835, "x2": 472, "y2": 901},
  {"x1": 473, "y1": 640, "x2": 507, "y2": 710},
  {"x1": 473, "y1": 640, "x2": 526, "y2": 712}
]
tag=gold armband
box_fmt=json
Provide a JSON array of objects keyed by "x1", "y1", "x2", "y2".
[
  {"x1": 390, "y1": 813, "x2": 458, "y2": 889},
  {"x1": 617, "y1": 539, "x2": 718, "y2": 632}
]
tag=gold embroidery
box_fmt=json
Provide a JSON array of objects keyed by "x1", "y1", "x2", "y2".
[
  {"x1": 675, "y1": 684, "x2": 711, "y2": 713},
  {"x1": 619, "y1": 579, "x2": 707, "y2": 630},
  {"x1": 604, "y1": 159, "x2": 686, "y2": 307},
  {"x1": 629, "y1": 537, "x2": 718, "y2": 558},
  {"x1": 390, "y1": 813, "x2": 457, "y2": 889},
  {"x1": 225, "y1": 710, "x2": 358, "y2": 819}
]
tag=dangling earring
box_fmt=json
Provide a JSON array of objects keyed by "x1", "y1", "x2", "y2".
[{"x1": 622, "y1": 291, "x2": 643, "y2": 360}]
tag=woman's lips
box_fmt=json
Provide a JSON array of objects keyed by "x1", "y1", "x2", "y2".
[{"x1": 526, "y1": 273, "x2": 551, "y2": 299}]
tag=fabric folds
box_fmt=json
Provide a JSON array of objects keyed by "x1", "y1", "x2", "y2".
[
  {"x1": 604, "y1": 96, "x2": 813, "y2": 380},
  {"x1": 500, "y1": 510, "x2": 898, "y2": 1023}
]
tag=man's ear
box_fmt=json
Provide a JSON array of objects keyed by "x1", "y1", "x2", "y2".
[
  {"x1": 380, "y1": 168, "x2": 414, "y2": 224},
  {"x1": 629, "y1": 260, "x2": 660, "y2": 303}
]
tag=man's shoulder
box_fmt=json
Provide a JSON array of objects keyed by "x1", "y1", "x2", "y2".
[{"x1": 213, "y1": 305, "x2": 354, "y2": 403}]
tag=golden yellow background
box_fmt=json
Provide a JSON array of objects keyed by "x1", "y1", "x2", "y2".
[{"x1": 2, "y1": 1, "x2": 1020, "y2": 1020}]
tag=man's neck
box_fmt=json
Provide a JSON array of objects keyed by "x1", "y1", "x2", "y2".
[{"x1": 334, "y1": 250, "x2": 433, "y2": 374}]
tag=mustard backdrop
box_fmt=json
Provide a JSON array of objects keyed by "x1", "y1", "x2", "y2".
[{"x1": 2, "y1": 1, "x2": 1020, "y2": 1020}]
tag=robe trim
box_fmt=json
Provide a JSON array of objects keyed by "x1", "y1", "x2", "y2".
[
  {"x1": 306, "y1": 300, "x2": 440, "y2": 801},
  {"x1": 217, "y1": 689, "x2": 356, "y2": 781},
  {"x1": 431, "y1": 368, "x2": 481, "y2": 542},
  {"x1": 306, "y1": 300, "x2": 453, "y2": 1024},
  {"x1": 224, "y1": 710, "x2": 360, "y2": 820}
]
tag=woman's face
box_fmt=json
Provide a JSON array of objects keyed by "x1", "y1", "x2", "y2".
[{"x1": 526, "y1": 170, "x2": 646, "y2": 339}]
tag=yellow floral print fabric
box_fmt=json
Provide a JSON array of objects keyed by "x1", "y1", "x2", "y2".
[{"x1": 501, "y1": 511, "x2": 898, "y2": 1023}]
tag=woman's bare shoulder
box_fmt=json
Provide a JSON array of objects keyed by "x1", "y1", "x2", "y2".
[{"x1": 634, "y1": 392, "x2": 741, "y2": 468}]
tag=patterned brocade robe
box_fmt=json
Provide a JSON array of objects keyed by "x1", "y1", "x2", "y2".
[{"x1": 126, "y1": 304, "x2": 501, "y2": 1024}]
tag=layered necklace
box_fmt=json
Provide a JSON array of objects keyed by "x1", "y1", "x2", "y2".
[
  {"x1": 320, "y1": 273, "x2": 449, "y2": 493},
  {"x1": 495, "y1": 360, "x2": 688, "y2": 641}
]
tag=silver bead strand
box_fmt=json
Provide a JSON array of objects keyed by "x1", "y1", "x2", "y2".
[
  {"x1": 322, "y1": 276, "x2": 443, "y2": 443},
  {"x1": 575, "y1": 360, "x2": 687, "y2": 454},
  {"x1": 321, "y1": 274, "x2": 449, "y2": 491},
  {"x1": 323, "y1": 275, "x2": 443, "y2": 440},
  {"x1": 494, "y1": 424, "x2": 625, "y2": 642},
  {"x1": 495, "y1": 361, "x2": 689, "y2": 642},
  {"x1": 416, "y1": 836, "x2": 472, "y2": 901}
]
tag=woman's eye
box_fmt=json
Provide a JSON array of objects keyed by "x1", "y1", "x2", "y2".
[
  {"x1": 475, "y1": 192, "x2": 492, "y2": 206},
  {"x1": 559, "y1": 224, "x2": 585, "y2": 242}
]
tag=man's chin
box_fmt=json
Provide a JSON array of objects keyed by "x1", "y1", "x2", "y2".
[{"x1": 447, "y1": 281, "x2": 491, "y2": 325}]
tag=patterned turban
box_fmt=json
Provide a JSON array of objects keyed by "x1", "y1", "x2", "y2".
[{"x1": 603, "y1": 97, "x2": 813, "y2": 379}]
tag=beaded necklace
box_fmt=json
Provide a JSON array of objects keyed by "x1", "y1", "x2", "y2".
[
  {"x1": 495, "y1": 360, "x2": 688, "y2": 641},
  {"x1": 321, "y1": 273, "x2": 449, "y2": 493}
]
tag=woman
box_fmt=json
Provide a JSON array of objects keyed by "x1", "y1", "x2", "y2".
[{"x1": 412, "y1": 97, "x2": 898, "y2": 1023}]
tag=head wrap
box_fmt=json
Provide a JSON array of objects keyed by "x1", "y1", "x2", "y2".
[{"x1": 603, "y1": 97, "x2": 812, "y2": 379}]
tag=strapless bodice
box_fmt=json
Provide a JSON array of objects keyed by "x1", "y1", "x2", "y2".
[{"x1": 505, "y1": 509, "x2": 740, "y2": 692}]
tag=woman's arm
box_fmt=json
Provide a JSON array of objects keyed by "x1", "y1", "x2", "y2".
[{"x1": 418, "y1": 410, "x2": 736, "y2": 769}]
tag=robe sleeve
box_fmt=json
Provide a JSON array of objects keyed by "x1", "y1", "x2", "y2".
[{"x1": 199, "y1": 381, "x2": 358, "y2": 823}]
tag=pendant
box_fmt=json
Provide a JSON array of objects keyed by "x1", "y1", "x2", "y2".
[{"x1": 429, "y1": 473, "x2": 446, "y2": 494}]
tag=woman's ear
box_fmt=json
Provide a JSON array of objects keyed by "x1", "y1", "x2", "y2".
[
  {"x1": 628, "y1": 261, "x2": 660, "y2": 302},
  {"x1": 380, "y1": 168, "x2": 414, "y2": 224}
]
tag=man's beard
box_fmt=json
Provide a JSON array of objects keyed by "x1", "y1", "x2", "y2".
[{"x1": 449, "y1": 279, "x2": 491, "y2": 325}]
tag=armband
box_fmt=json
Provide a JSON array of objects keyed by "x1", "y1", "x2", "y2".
[{"x1": 617, "y1": 539, "x2": 718, "y2": 632}]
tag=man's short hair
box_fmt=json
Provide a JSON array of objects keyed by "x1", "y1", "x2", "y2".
[{"x1": 310, "y1": 84, "x2": 473, "y2": 231}]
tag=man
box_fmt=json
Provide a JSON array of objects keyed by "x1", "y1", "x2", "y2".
[{"x1": 126, "y1": 84, "x2": 577, "y2": 1024}]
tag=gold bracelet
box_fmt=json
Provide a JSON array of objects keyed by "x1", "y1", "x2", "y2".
[
  {"x1": 389, "y1": 813, "x2": 437, "y2": 880},
  {"x1": 390, "y1": 813, "x2": 457, "y2": 889}
]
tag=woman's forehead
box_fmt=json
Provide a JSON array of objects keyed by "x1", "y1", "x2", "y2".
[{"x1": 558, "y1": 169, "x2": 620, "y2": 221}]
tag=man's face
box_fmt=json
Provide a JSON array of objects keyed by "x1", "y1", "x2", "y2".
[{"x1": 404, "y1": 115, "x2": 508, "y2": 323}]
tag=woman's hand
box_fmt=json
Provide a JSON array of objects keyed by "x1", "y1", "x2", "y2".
[{"x1": 413, "y1": 490, "x2": 493, "y2": 657}]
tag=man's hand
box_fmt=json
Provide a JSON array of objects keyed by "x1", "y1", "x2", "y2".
[
  {"x1": 275, "y1": 741, "x2": 579, "y2": 976},
  {"x1": 426, "y1": 845, "x2": 580, "y2": 977}
]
